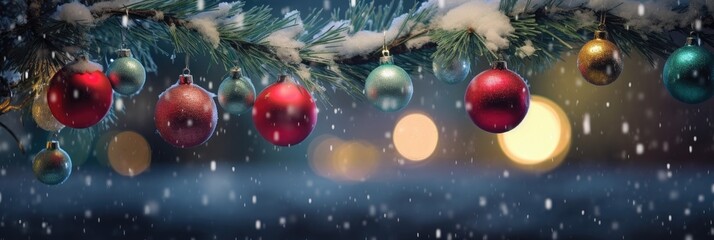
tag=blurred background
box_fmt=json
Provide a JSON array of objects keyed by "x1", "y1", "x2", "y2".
[{"x1": 1, "y1": 0, "x2": 714, "y2": 239}]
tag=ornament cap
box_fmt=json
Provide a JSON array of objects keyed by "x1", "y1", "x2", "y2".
[
  {"x1": 231, "y1": 67, "x2": 243, "y2": 79},
  {"x1": 179, "y1": 74, "x2": 193, "y2": 85},
  {"x1": 492, "y1": 61, "x2": 508, "y2": 70},
  {"x1": 46, "y1": 140, "x2": 59, "y2": 150},
  {"x1": 277, "y1": 74, "x2": 293, "y2": 83},
  {"x1": 379, "y1": 55, "x2": 394, "y2": 65},
  {"x1": 116, "y1": 48, "x2": 132, "y2": 58},
  {"x1": 685, "y1": 36, "x2": 696, "y2": 46},
  {"x1": 594, "y1": 30, "x2": 608, "y2": 40}
]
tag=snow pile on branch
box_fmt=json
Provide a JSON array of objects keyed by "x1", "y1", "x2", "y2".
[
  {"x1": 435, "y1": 1, "x2": 514, "y2": 51},
  {"x1": 405, "y1": 22, "x2": 430, "y2": 49},
  {"x1": 335, "y1": 15, "x2": 409, "y2": 58},
  {"x1": 265, "y1": 10, "x2": 305, "y2": 64},
  {"x1": 89, "y1": 0, "x2": 136, "y2": 13},
  {"x1": 516, "y1": 40, "x2": 536, "y2": 58},
  {"x1": 306, "y1": 20, "x2": 350, "y2": 59},
  {"x1": 53, "y1": 1, "x2": 94, "y2": 26},
  {"x1": 187, "y1": 2, "x2": 245, "y2": 48}
]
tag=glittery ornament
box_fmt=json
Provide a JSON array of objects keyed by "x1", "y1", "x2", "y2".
[
  {"x1": 47, "y1": 55, "x2": 113, "y2": 128},
  {"x1": 577, "y1": 30, "x2": 624, "y2": 86},
  {"x1": 364, "y1": 55, "x2": 413, "y2": 112},
  {"x1": 33, "y1": 141, "x2": 72, "y2": 185},
  {"x1": 662, "y1": 36, "x2": 714, "y2": 104},
  {"x1": 465, "y1": 61, "x2": 530, "y2": 133},
  {"x1": 252, "y1": 75, "x2": 318, "y2": 146},
  {"x1": 433, "y1": 56, "x2": 471, "y2": 84},
  {"x1": 107, "y1": 49, "x2": 146, "y2": 96},
  {"x1": 32, "y1": 87, "x2": 64, "y2": 132},
  {"x1": 218, "y1": 67, "x2": 256, "y2": 115},
  {"x1": 154, "y1": 71, "x2": 218, "y2": 148}
]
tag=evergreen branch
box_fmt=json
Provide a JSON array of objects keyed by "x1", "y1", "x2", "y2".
[{"x1": 2, "y1": 0, "x2": 714, "y2": 113}]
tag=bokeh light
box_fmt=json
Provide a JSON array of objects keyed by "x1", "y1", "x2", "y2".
[
  {"x1": 108, "y1": 131, "x2": 151, "y2": 177},
  {"x1": 497, "y1": 96, "x2": 571, "y2": 172},
  {"x1": 308, "y1": 135, "x2": 380, "y2": 182},
  {"x1": 393, "y1": 113, "x2": 439, "y2": 161},
  {"x1": 55, "y1": 129, "x2": 94, "y2": 166},
  {"x1": 93, "y1": 130, "x2": 119, "y2": 166}
]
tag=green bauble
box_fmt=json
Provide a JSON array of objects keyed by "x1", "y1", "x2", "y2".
[
  {"x1": 433, "y1": 56, "x2": 471, "y2": 84},
  {"x1": 218, "y1": 68, "x2": 256, "y2": 115},
  {"x1": 107, "y1": 49, "x2": 146, "y2": 96},
  {"x1": 364, "y1": 56, "x2": 413, "y2": 112},
  {"x1": 663, "y1": 37, "x2": 714, "y2": 104},
  {"x1": 33, "y1": 141, "x2": 72, "y2": 185}
]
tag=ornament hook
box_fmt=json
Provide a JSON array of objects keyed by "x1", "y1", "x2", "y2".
[
  {"x1": 120, "y1": 8, "x2": 129, "y2": 49},
  {"x1": 598, "y1": 12, "x2": 606, "y2": 30},
  {"x1": 184, "y1": 54, "x2": 190, "y2": 70},
  {"x1": 381, "y1": 30, "x2": 390, "y2": 57}
]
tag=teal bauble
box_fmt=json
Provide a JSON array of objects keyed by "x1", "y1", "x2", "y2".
[
  {"x1": 218, "y1": 68, "x2": 256, "y2": 115},
  {"x1": 364, "y1": 55, "x2": 413, "y2": 112},
  {"x1": 433, "y1": 56, "x2": 471, "y2": 84},
  {"x1": 107, "y1": 49, "x2": 146, "y2": 96},
  {"x1": 33, "y1": 141, "x2": 72, "y2": 185},
  {"x1": 662, "y1": 37, "x2": 714, "y2": 104}
]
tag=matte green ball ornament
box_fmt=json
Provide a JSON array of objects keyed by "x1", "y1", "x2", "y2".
[
  {"x1": 218, "y1": 67, "x2": 256, "y2": 115},
  {"x1": 107, "y1": 49, "x2": 147, "y2": 96},
  {"x1": 433, "y1": 56, "x2": 471, "y2": 84},
  {"x1": 364, "y1": 53, "x2": 413, "y2": 112},
  {"x1": 33, "y1": 141, "x2": 72, "y2": 185},
  {"x1": 662, "y1": 36, "x2": 714, "y2": 104}
]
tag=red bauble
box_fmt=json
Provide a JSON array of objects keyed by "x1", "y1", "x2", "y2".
[
  {"x1": 465, "y1": 61, "x2": 530, "y2": 133},
  {"x1": 252, "y1": 75, "x2": 318, "y2": 146},
  {"x1": 154, "y1": 73, "x2": 218, "y2": 148},
  {"x1": 47, "y1": 56, "x2": 113, "y2": 128}
]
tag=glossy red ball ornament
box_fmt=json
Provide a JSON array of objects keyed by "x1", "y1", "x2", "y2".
[
  {"x1": 47, "y1": 55, "x2": 113, "y2": 128},
  {"x1": 154, "y1": 72, "x2": 218, "y2": 148},
  {"x1": 252, "y1": 75, "x2": 318, "y2": 146},
  {"x1": 465, "y1": 61, "x2": 530, "y2": 133}
]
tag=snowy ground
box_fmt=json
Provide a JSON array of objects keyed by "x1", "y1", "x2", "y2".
[{"x1": 0, "y1": 163, "x2": 712, "y2": 239}]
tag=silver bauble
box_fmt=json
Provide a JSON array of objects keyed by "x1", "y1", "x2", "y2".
[
  {"x1": 107, "y1": 49, "x2": 146, "y2": 96},
  {"x1": 433, "y1": 56, "x2": 471, "y2": 84},
  {"x1": 364, "y1": 56, "x2": 413, "y2": 112},
  {"x1": 217, "y1": 68, "x2": 256, "y2": 115}
]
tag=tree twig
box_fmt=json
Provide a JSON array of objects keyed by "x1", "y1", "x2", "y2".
[{"x1": 0, "y1": 121, "x2": 25, "y2": 154}]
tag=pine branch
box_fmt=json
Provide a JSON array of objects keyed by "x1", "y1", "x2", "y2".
[{"x1": 2, "y1": 0, "x2": 714, "y2": 115}]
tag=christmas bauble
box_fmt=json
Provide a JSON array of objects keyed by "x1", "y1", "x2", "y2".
[
  {"x1": 252, "y1": 75, "x2": 318, "y2": 146},
  {"x1": 662, "y1": 37, "x2": 714, "y2": 104},
  {"x1": 107, "y1": 49, "x2": 146, "y2": 96},
  {"x1": 32, "y1": 87, "x2": 64, "y2": 132},
  {"x1": 577, "y1": 30, "x2": 623, "y2": 86},
  {"x1": 364, "y1": 55, "x2": 413, "y2": 112},
  {"x1": 33, "y1": 141, "x2": 72, "y2": 185},
  {"x1": 433, "y1": 56, "x2": 471, "y2": 84},
  {"x1": 218, "y1": 68, "x2": 256, "y2": 115},
  {"x1": 155, "y1": 72, "x2": 218, "y2": 148},
  {"x1": 465, "y1": 61, "x2": 530, "y2": 133},
  {"x1": 47, "y1": 55, "x2": 113, "y2": 128}
]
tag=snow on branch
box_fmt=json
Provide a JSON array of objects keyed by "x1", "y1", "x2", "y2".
[{"x1": 3, "y1": 0, "x2": 713, "y2": 107}]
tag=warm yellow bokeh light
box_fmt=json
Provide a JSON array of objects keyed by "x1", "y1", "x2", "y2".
[
  {"x1": 308, "y1": 135, "x2": 380, "y2": 182},
  {"x1": 108, "y1": 131, "x2": 152, "y2": 177},
  {"x1": 393, "y1": 113, "x2": 439, "y2": 161},
  {"x1": 498, "y1": 96, "x2": 571, "y2": 171}
]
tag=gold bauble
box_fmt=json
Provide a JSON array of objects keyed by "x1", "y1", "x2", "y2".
[
  {"x1": 577, "y1": 30, "x2": 624, "y2": 85},
  {"x1": 32, "y1": 87, "x2": 64, "y2": 132}
]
